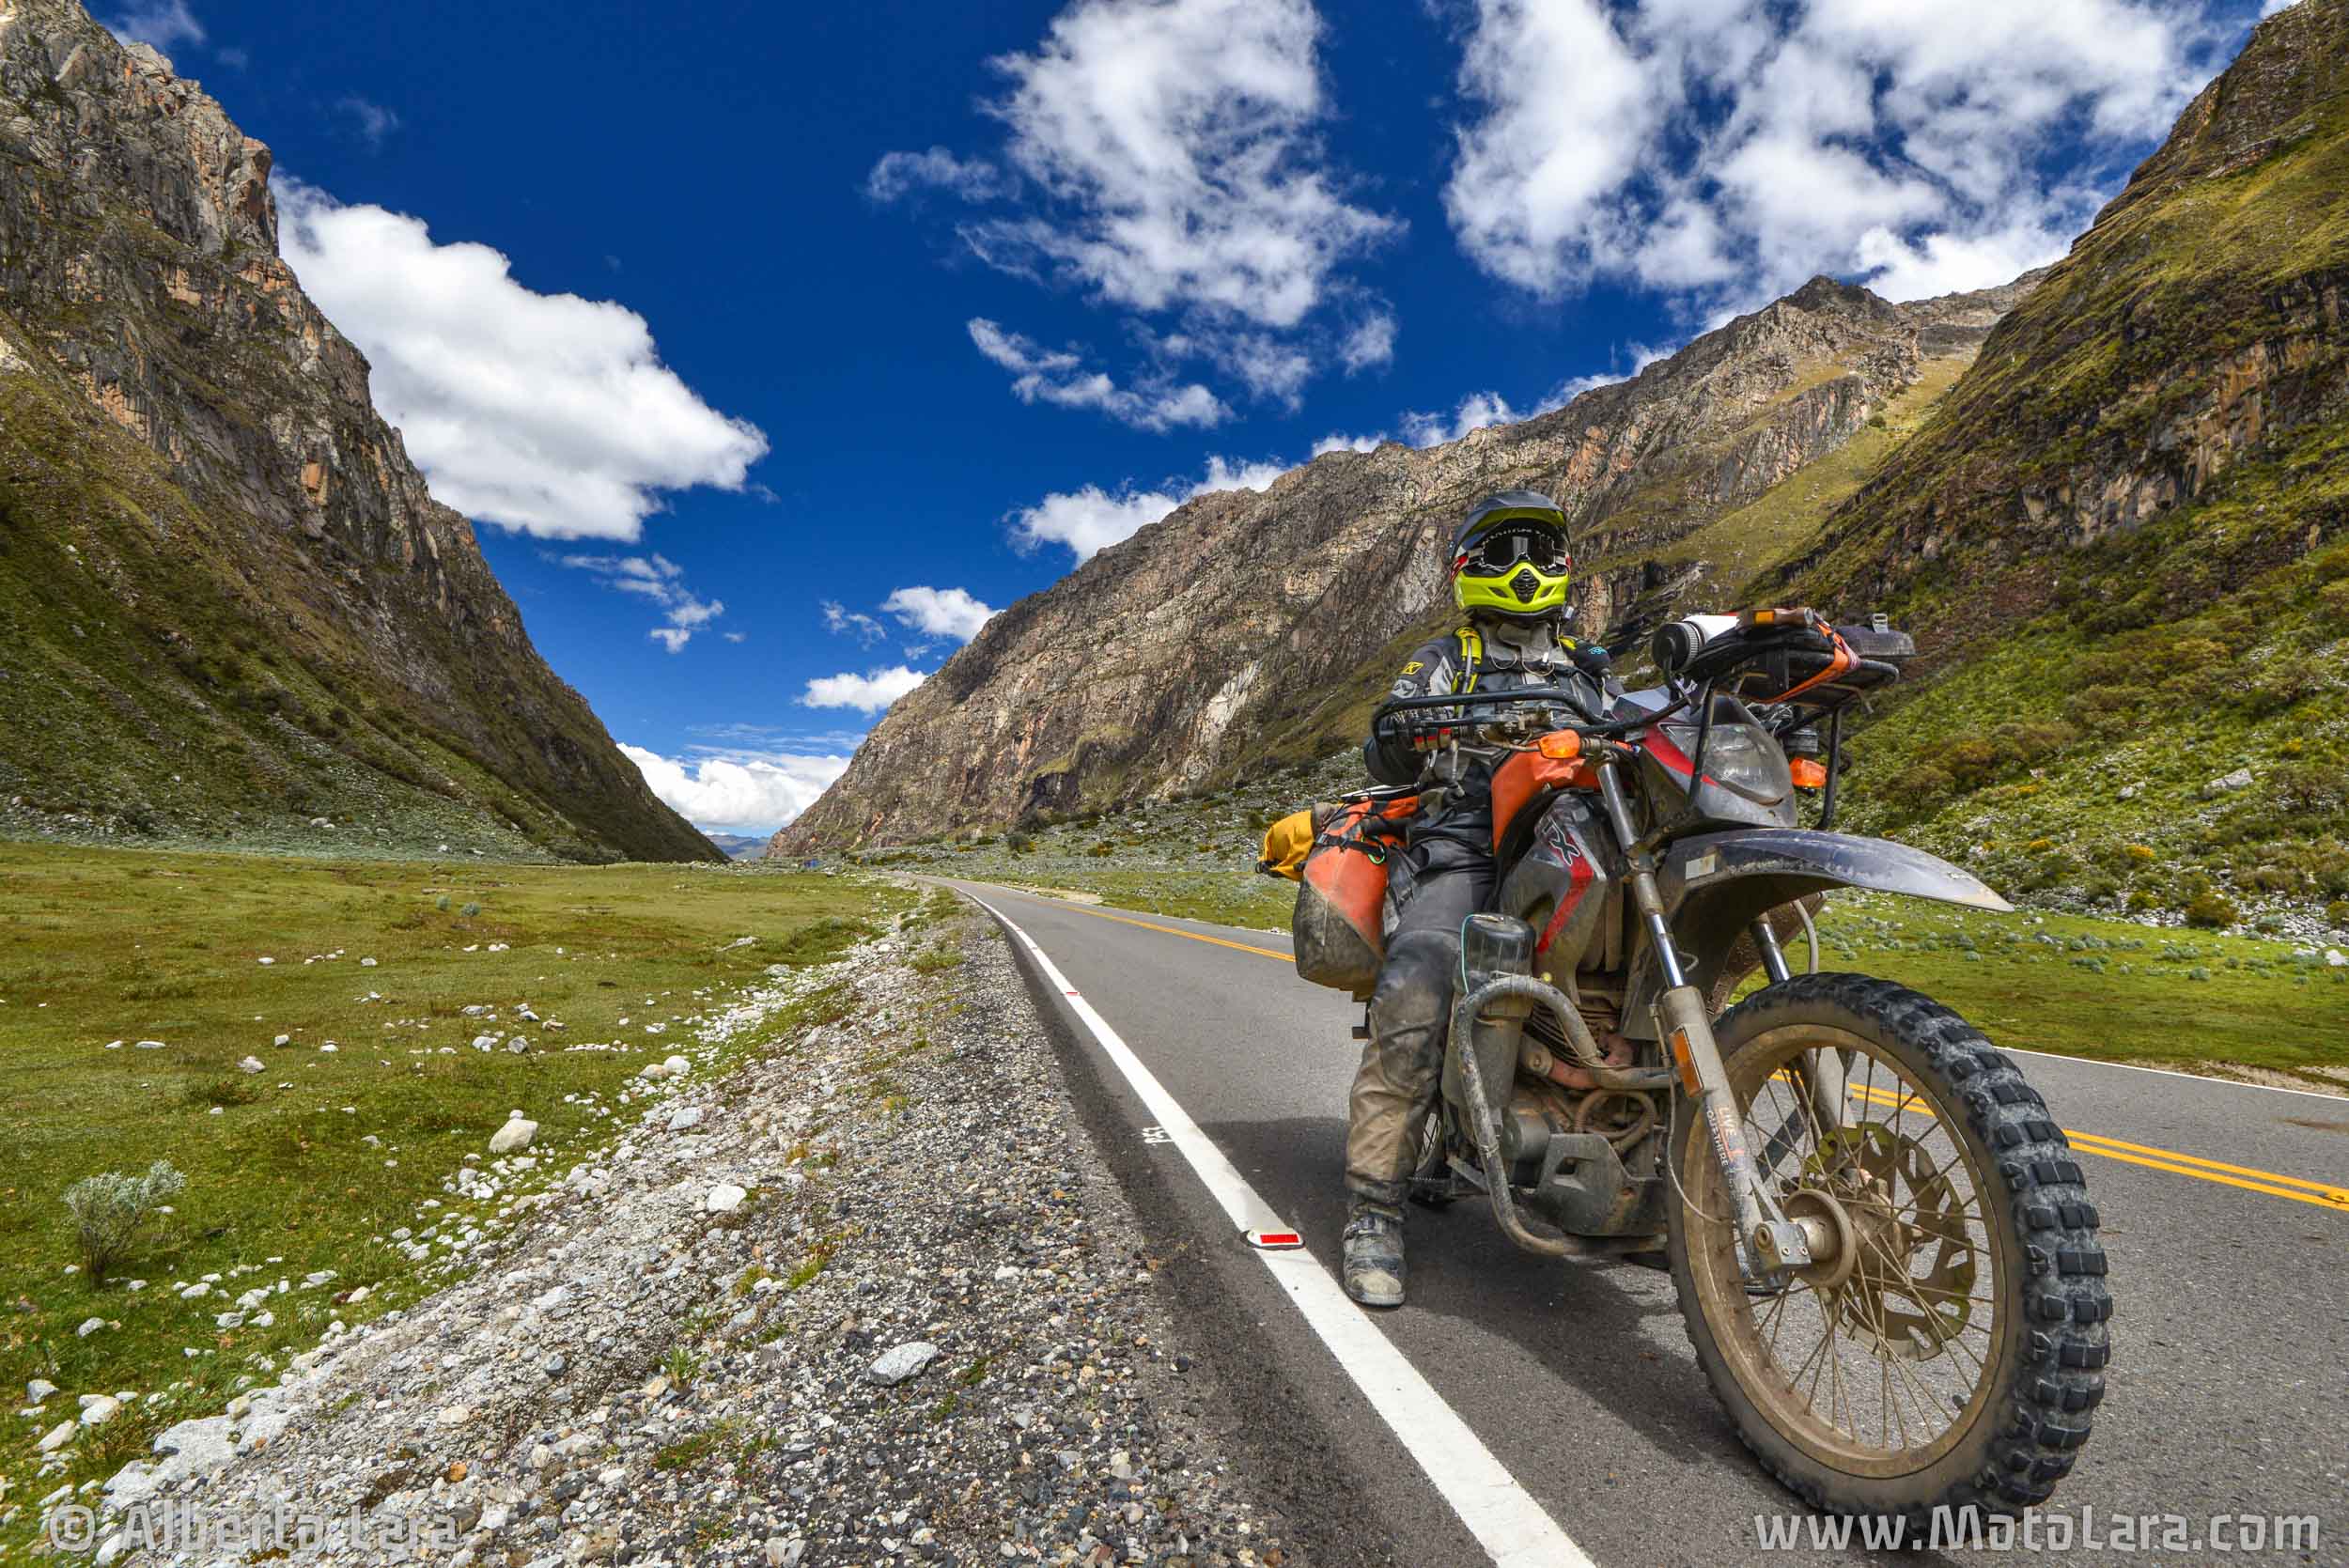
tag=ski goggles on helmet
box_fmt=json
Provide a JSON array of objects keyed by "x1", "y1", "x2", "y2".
[{"x1": 1455, "y1": 521, "x2": 1570, "y2": 577}]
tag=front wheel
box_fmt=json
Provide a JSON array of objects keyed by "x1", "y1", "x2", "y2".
[{"x1": 1666, "y1": 973, "x2": 2111, "y2": 1526}]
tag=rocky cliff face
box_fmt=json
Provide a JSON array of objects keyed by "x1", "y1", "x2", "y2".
[
  {"x1": 780, "y1": 273, "x2": 2030, "y2": 851},
  {"x1": 1781, "y1": 0, "x2": 2349, "y2": 647},
  {"x1": 0, "y1": 0, "x2": 713, "y2": 861}
]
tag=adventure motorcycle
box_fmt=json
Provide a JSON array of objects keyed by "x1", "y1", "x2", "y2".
[{"x1": 1292, "y1": 607, "x2": 2111, "y2": 1526}]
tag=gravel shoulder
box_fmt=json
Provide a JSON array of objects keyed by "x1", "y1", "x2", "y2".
[{"x1": 61, "y1": 902, "x2": 1302, "y2": 1566}]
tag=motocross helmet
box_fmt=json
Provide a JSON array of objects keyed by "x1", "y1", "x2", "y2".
[{"x1": 1451, "y1": 490, "x2": 1572, "y2": 621}]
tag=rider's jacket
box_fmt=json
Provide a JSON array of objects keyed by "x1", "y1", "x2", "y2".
[{"x1": 1363, "y1": 613, "x2": 1602, "y2": 856}]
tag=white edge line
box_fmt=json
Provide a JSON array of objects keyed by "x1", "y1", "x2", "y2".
[
  {"x1": 966, "y1": 892, "x2": 1596, "y2": 1568},
  {"x1": 2003, "y1": 1045, "x2": 2349, "y2": 1102}
]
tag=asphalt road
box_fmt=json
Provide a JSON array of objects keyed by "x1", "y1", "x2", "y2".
[{"x1": 941, "y1": 878, "x2": 2349, "y2": 1568}]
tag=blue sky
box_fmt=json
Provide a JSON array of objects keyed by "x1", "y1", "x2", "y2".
[{"x1": 104, "y1": 0, "x2": 2280, "y2": 833}]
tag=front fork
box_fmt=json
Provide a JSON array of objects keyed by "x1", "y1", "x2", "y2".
[{"x1": 1593, "y1": 760, "x2": 1826, "y2": 1277}]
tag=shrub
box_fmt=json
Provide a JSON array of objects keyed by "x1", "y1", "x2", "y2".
[
  {"x1": 2317, "y1": 579, "x2": 2349, "y2": 629},
  {"x1": 1005, "y1": 830, "x2": 1034, "y2": 854},
  {"x1": 2127, "y1": 889, "x2": 2159, "y2": 912},
  {"x1": 2327, "y1": 899, "x2": 2349, "y2": 929},
  {"x1": 62, "y1": 1161, "x2": 186, "y2": 1283},
  {"x1": 1886, "y1": 761, "x2": 1953, "y2": 808},
  {"x1": 1086, "y1": 842, "x2": 1115, "y2": 858},
  {"x1": 2183, "y1": 890, "x2": 2240, "y2": 929}
]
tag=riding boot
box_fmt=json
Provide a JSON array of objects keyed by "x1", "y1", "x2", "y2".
[{"x1": 1342, "y1": 1200, "x2": 1407, "y2": 1308}]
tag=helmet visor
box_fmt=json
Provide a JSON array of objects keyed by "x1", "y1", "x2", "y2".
[{"x1": 1457, "y1": 521, "x2": 1570, "y2": 576}]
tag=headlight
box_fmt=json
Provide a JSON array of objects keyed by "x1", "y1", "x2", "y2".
[{"x1": 1663, "y1": 721, "x2": 1790, "y2": 806}]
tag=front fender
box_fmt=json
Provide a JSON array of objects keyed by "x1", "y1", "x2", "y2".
[
  {"x1": 1660, "y1": 828, "x2": 2012, "y2": 916},
  {"x1": 1620, "y1": 829, "x2": 2009, "y2": 1037}
]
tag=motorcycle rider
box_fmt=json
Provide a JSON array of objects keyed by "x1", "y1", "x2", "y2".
[{"x1": 1343, "y1": 490, "x2": 1604, "y2": 1308}]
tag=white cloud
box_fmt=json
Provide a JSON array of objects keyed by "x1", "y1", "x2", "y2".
[
  {"x1": 1339, "y1": 312, "x2": 1396, "y2": 374},
  {"x1": 881, "y1": 586, "x2": 997, "y2": 643},
  {"x1": 336, "y1": 96, "x2": 400, "y2": 147},
  {"x1": 560, "y1": 552, "x2": 723, "y2": 652},
  {"x1": 2262, "y1": 0, "x2": 2301, "y2": 12},
  {"x1": 276, "y1": 179, "x2": 768, "y2": 540},
  {"x1": 969, "y1": 318, "x2": 1228, "y2": 430},
  {"x1": 877, "y1": 0, "x2": 1397, "y2": 413},
  {"x1": 1443, "y1": 0, "x2": 2217, "y2": 306},
  {"x1": 1009, "y1": 452, "x2": 1290, "y2": 561},
  {"x1": 968, "y1": 0, "x2": 1397, "y2": 329},
  {"x1": 865, "y1": 147, "x2": 1008, "y2": 202},
  {"x1": 802, "y1": 666, "x2": 929, "y2": 713},
  {"x1": 1312, "y1": 431, "x2": 1384, "y2": 456},
  {"x1": 620, "y1": 744, "x2": 849, "y2": 835},
  {"x1": 1399, "y1": 391, "x2": 1518, "y2": 448},
  {"x1": 821, "y1": 600, "x2": 887, "y2": 644},
  {"x1": 104, "y1": 0, "x2": 203, "y2": 51}
]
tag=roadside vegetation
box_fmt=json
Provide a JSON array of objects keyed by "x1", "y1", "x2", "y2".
[{"x1": 0, "y1": 844, "x2": 904, "y2": 1519}]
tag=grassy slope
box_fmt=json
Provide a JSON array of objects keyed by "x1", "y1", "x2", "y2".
[
  {"x1": 0, "y1": 845, "x2": 907, "y2": 1519},
  {"x1": 0, "y1": 330, "x2": 710, "y2": 865}
]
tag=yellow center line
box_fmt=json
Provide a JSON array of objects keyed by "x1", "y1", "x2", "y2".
[
  {"x1": 971, "y1": 883, "x2": 2347, "y2": 1216},
  {"x1": 1844, "y1": 1083, "x2": 2349, "y2": 1214},
  {"x1": 979, "y1": 886, "x2": 1294, "y2": 961}
]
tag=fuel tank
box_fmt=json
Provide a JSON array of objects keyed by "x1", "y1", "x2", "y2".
[{"x1": 1496, "y1": 793, "x2": 1618, "y2": 981}]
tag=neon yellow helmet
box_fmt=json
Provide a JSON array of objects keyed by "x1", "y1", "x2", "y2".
[{"x1": 1452, "y1": 490, "x2": 1572, "y2": 620}]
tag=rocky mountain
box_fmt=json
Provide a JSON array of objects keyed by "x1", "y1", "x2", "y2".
[
  {"x1": 779, "y1": 270, "x2": 2034, "y2": 851},
  {"x1": 1763, "y1": 0, "x2": 2349, "y2": 920},
  {"x1": 0, "y1": 0, "x2": 714, "y2": 862}
]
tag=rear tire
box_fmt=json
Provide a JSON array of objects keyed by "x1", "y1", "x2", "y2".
[{"x1": 1666, "y1": 973, "x2": 2111, "y2": 1526}]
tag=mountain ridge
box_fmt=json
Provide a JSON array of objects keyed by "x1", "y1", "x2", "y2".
[
  {"x1": 0, "y1": 0, "x2": 714, "y2": 862},
  {"x1": 775, "y1": 269, "x2": 2033, "y2": 852}
]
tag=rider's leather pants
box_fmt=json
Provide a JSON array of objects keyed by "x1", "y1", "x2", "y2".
[{"x1": 1345, "y1": 833, "x2": 1494, "y2": 1206}]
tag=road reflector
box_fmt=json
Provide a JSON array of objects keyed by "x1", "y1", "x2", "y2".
[{"x1": 1247, "y1": 1230, "x2": 1305, "y2": 1250}]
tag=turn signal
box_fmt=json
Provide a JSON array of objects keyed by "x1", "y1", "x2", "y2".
[
  {"x1": 1536, "y1": 730, "x2": 1583, "y2": 761},
  {"x1": 1790, "y1": 757, "x2": 1828, "y2": 790}
]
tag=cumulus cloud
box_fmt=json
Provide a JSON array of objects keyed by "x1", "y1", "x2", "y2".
[
  {"x1": 881, "y1": 586, "x2": 997, "y2": 643},
  {"x1": 1009, "y1": 452, "x2": 1291, "y2": 561},
  {"x1": 877, "y1": 0, "x2": 1396, "y2": 414},
  {"x1": 104, "y1": 0, "x2": 203, "y2": 51},
  {"x1": 620, "y1": 744, "x2": 849, "y2": 834},
  {"x1": 866, "y1": 147, "x2": 1009, "y2": 202},
  {"x1": 276, "y1": 179, "x2": 768, "y2": 540},
  {"x1": 968, "y1": 318, "x2": 1227, "y2": 430},
  {"x1": 802, "y1": 666, "x2": 929, "y2": 713},
  {"x1": 968, "y1": 0, "x2": 1396, "y2": 327},
  {"x1": 560, "y1": 552, "x2": 723, "y2": 653},
  {"x1": 1312, "y1": 431, "x2": 1384, "y2": 456},
  {"x1": 1443, "y1": 0, "x2": 2219, "y2": 306}
]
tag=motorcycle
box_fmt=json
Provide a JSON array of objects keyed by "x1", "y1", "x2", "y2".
[{"x1": 1345, "y1": 607, "x2": 2111, "y2": 1526}]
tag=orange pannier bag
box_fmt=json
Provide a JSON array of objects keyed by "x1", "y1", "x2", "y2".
[{"x1": 1288, "y1": 796, "x2": 1419, "y2": 996}]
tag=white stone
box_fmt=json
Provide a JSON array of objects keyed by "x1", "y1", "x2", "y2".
[
  {"x1": 2203, "y1": 768, "x2": 2254, "y2": 797},
  {"x1": 257, "y1": 956, "x2": 274, "y2": 966},
  {"x1": 75, "y1": 1317, "x2": 106, "y2": 1337},
  {"x1": 2328, "y1": 950, "x2": 2347, "y2": 968},
  {"x1": 79, "y1": 1396, "x2": 120, "y2": 1425},
  {"x1": 134, "y1": 1040, "x2": 166, "y2": 1050},
  {"x1": 360, "y1": 957, "x2": 377, "y2": 968},
  {"x1": 273, "y1": 1034, "x2": 290, "y2": 1047},
  {"x1": 489, "y1": 1117, "x2": 537, "y2": 1155},
  {"x1": 237, "y1": 1056, "x2": 265, "y2": 1075},
  {"x1": 703, "y1": 1184, "x2": 748, "y2": 1215},
  {"x1": 667, "y1": 1107, "x2": 705, "y2": 1132},
  {"x1": 36, "y1": 1420, "x2": 74, "y2": 1452},
  {"x1": 27, "y1": 1378, "x2": 56, "y2": 1403},
  {"x1": 866, "y1": 1342, "x2": 940, "y2": 1386}
]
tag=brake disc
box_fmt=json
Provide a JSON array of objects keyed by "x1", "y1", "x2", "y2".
[{"x1": 1830, "y1": 1122, "x2": 1979, "y2": 1360}]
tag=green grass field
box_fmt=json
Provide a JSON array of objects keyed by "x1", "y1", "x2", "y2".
[{"x1": 0, "y1": 844, "x2": 906, "y2": 1518}]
